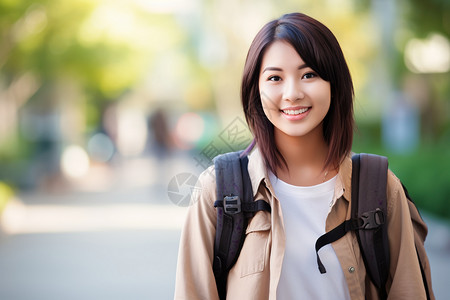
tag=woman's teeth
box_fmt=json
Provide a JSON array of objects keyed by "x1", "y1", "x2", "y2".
[{"x1": 282, "y1": 108, "x2": 309, "y2": 115}]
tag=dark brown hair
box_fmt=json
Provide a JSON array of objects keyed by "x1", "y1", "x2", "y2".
[{"x1": 241, "y1": 13, "x2": 354, "y2": 174}]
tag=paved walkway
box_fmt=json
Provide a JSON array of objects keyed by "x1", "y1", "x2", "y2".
[
  {"x1": 0, "y1": 154, "x2": 194, "y2": 300},
  {"x1": 422, "y1": 213, "x2": 450, "y2": 299},
  {"x1": 0, "y1": 153, "x2": 448, "y2": 299}
]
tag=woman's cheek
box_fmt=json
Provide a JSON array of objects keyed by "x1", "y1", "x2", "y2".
[
  {"x1": 260, "y1": 95, "x2": 277, "y2": 119},
  {"x1": 260, "y1": 88, "x2": 278, "y2": 108}
]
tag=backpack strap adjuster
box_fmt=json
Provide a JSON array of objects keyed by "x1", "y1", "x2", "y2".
[
  {"x1": 223, "y1": 195, "x2": 241, "y2": 214},
  {"x1": 360, "y1": 208, "x2": 385, "y2": 229}
]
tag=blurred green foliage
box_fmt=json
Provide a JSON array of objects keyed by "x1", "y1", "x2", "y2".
[
  {"x1": 389, "y1": 147, "x2": 450, "y2": 219},
  {"x1": 0, "y1": 0, "x2": 194, "y2": 125},
  {"x1": 406, "y1": 0, "x2": 450, "y2": 38},
  {"x1": 353, "y1": 123, "x2": 450, "y2": 219}
]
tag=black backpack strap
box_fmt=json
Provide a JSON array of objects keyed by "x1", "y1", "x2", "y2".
[
  {"x1": 352, "y1": 153, "x2": 390, "y2": 299},
  {"x1": 314, "y1": 154, "x2": 389, "y2": 299},
  {"x1": 315, "y1": 218, "x2": 364, "y2": 273},
  {"x1": 214, "y1": 199, "x2": 271, "y2": 216},
  {"x1": 212, "y1": 151, "x2": 270, "y2": 300}
]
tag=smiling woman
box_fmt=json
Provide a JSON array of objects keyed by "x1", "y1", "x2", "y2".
[{"x1": 175, "y1": 12, "x2": 434, "y2": 300}]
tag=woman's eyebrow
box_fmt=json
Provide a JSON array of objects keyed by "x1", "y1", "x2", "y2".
[
  {"x1": 262, "y1": 67, "x2": 282, "y2": 73},
  {"x1": 262, "y1": 64, "x2": 308, "y2": 73}
]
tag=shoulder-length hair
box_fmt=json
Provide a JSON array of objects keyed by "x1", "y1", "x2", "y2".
[{"x1": 241, "y1": 12, "x2": 354, "y2": 174}]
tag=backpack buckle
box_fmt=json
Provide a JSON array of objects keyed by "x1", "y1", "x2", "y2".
[
  {"x1": 360, "y1": 208, "x2": 385, "y2": 229},
  {"x1": 224, "y1": 195, "x2": 241, "y2": 214}
]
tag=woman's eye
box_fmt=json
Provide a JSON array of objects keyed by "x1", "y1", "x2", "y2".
[
  {"x1": 268, "y1": 76, "x2": 281, "y2": 82},
  {"x1": 302, "y1": 72, "x2": 317, "y2": 79}
]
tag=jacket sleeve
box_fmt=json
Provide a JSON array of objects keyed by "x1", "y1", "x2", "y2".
[
  {"x1": 174, "y1": 167, "x2": 220, "y2": 300},
  {"x1": 386, "y1": 171, "x2": 428, "y2": 299}
]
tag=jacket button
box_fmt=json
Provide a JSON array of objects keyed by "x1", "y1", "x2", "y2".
[{"x1": 348, "y1": 266, "x2": 355, "y2": 273}]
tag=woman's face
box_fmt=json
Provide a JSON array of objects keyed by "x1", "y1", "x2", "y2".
[{"x1": 258, "y1": 40, "x2": 331, "y2": 139}]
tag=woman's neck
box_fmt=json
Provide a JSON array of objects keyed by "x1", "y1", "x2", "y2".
[{"x1": 274, "y1": 125, "x2": 336, "y2": 186}]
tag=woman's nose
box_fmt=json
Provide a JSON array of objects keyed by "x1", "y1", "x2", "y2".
[{"x1": 283, "y1": 78, "x2": 304, "y2": 102}]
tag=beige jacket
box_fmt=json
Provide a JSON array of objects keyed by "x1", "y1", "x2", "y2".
[{"x1": 174, "y1": 149, "x2": 432, "y2": 299}]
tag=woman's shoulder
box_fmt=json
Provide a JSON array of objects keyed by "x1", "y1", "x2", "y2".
[
  {"x1": 182, "y1": 165, "x2": 218, "y2": 223},
  {"x1": 387, "y1": 168, "x2": 403, "y2": 190},
  {"x1": 386, "y1": 167, "x2": 410, "y2": 214},
  {"x1": 194, "y1": 165, "x2": 217, "y2": 202},
  {"x1": 386, "y1": 159, "x2": 410, "y2": 195},
  {"x1": 198, "y1": 164, "x2": 216, "y2": 185}
]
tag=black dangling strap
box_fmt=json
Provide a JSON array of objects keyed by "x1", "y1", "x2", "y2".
[{"x1": 315, "y1": 219, "x2": 362, "y2": 273}]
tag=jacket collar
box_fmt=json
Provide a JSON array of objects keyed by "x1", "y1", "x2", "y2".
[
  {"x1": 336, "y1": 155, "x2": 352, "y2": 202},
  {"x1": 247, "y1": 148, "x2": 268, "y2": 197},
  {"x1": 247, "y1": 147, "x2": 352, "y2": 202}
]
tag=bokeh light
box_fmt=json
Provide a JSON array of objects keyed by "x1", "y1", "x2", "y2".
[
  {"x1": 174, "y1": 112, "x2": 205, "y2": 150},
  {"x1": 60, "y1": 145, "x2": 90, "y2": 179},
  {"x1": 87, "y1": 132, "x2": 115, "y2": 162},
  {"x1": 405, "y1": 33, "x2": 450, "y2": 74}
]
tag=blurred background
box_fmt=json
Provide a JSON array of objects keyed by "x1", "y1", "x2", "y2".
[{"x1": 0, "y1": 0, "x2": 448, "y2": 299}]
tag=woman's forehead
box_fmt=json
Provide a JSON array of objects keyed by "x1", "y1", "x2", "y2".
[{"x1": 261, "y1": 41, "x2": 306, "y2": 69}]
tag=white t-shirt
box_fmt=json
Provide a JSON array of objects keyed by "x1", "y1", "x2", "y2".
[{"x1": 269, "y1": 172, "x2": 351, "y2": 300}]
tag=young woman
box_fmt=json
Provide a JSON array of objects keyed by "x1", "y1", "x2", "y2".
[{"x1": 175, "y1": 13, "x2": 433, "y2": 300}]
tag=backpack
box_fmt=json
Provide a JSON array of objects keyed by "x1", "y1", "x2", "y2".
[
  {"x1": 212, "y1": 150, "x2": 271, "y2": 299},
  {"x1": 212, "y1": 151, "x2": 434, "y2": 300}
]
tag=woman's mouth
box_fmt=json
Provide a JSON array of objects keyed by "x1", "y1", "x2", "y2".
[
  {"x1": 280, "y1": 107, "x2": 311, "y2": 120},
  {"x1": 281, "y1": 107, "x2": 310, "y2": 115}
]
